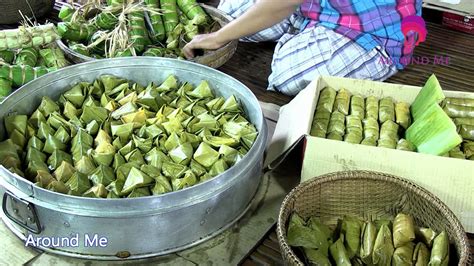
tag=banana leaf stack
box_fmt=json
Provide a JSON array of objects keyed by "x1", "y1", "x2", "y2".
[
  {"x1": 0, "y1": 24, "x2": 68, "y2": 100},
  {"x1": 310, "y1": 74, "x2": 470, "y2": 160},
  {"x1": 286, "y1": 212, "x2": 451, "y2": 265},
  {"x1": 58, "y1": 0, "x2": 215, "y2": 59},
  {"x1": 0, "y1": 74, "x2": 258, "y2": 198}
]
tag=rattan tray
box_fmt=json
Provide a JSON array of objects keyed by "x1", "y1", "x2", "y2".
[{"x1": 276, "y1": 171, "x2": 471, "y2": 265}]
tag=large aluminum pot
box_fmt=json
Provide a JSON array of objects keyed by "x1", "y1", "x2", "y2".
[{"x1": 0, "y1": 58, "x2": 267, "y2": 260}]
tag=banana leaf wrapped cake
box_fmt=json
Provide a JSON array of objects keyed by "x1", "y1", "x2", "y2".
[
  {"x1": 0, "y1": 23, "x2": 70, "y2": 100},
  {"x1": 0, "y1": 75, "x2": 258, "y2": 198},
  {"x1": 57, "y1": 0, "x2": 217, "y2": 60},
  {"x1": 310, "y1": 75, "x2": 474, "y2": 160},
  {"x1": 286, "y1": 212, "x2": 451, "y2": 266}
]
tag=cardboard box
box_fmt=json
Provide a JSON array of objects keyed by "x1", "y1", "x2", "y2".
[
  {"x1": 423, "y1": 0, "x2": 474, "y2": 16},
  {"x1": 266, "y1": 76, "x2": 474, "y2": 233}
]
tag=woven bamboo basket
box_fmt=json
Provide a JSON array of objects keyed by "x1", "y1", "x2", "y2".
[
  {"x1": 0, "y1": 0, "x2": 54, "y2": 24},
  {"x1": 276, "y1": 171, "x2": 471, "y2": 265},
  {"x1": 57, "y1": 4, "x2": 238, "y2": 69}
]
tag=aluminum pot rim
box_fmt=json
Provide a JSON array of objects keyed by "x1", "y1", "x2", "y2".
[{"x1": 0, "y1": 57, "x2": 267, "y2": 214}]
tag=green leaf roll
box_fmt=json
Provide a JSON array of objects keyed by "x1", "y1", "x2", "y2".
[
  {"x1": 393, "y1": 213, "x2": 415, "y2": 248},
  {"x1": 428, "y1": 231, "x2": 449, "y2": 266}
]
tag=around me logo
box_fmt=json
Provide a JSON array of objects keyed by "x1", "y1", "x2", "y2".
[{"x1": 380, "y1": 15, "x2": 450, "y2": 66}]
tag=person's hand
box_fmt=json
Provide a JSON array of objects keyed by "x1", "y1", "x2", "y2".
[{"x1": 182, "y1": 32, "x2": 228, "y2": 59}]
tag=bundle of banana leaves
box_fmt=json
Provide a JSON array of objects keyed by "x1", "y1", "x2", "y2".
[
  {"x1": 0, "y1": 23, "x2": 69, "y2": 100},
  {"x1": 58, "y1": 0, "x2": 216, "y2": 59},
  {"x1": 0, "y1": 74, "x2": 258, "y2": 198},
  {"x1": 287, "y1": 212, "x2": 450, "y2": 266}
]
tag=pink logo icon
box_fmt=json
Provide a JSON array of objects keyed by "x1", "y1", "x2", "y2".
[{"x1": 401, "y1": 16, "x2": 428, "y2": 47}]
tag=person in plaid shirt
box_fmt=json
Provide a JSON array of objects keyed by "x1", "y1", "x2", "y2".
[{"x1": 183, "y1": 0, "x2": 423, "y2": 96}]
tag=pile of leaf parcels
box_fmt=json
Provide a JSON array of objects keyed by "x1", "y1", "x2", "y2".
[
  {"x1": 0, "y1": 75, "x2": 258, "y2": 198},
  {"x1": 58, "y1": 0, "x2": 216, "y2": 59}
]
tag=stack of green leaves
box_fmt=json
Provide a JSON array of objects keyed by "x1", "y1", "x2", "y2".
[
  {"x1": 0, "y1": 74, "x2": 258, "y2": 198},
  {"x1": 407, "y1": 75, "x2": 462, "y2": 156},
  {"x1": 286, "y1": 213, "x2": 450, "y2": 266},
  {"x1": 58, "y1": 0, "x2": 215, "y2": 59}
]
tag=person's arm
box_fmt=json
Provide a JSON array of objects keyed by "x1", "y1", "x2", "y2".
[{"x1": 183, "y1": 0, "x2": 304, "y2": 58}]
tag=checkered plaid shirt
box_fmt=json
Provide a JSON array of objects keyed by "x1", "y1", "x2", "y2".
[{"x1": 301, "y1": 0, "x2": 423, "y2": 69}]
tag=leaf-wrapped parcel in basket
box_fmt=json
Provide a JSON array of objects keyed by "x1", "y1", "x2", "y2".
[
  {"x1": 392, "y1": 213, "x2": 415, "y2": 248},
  {"x1": 287, "y1": 213, "x2": 329, "y2": 250},
  {"x1": 428, "y1": 231, "x2": 449, "y2": 266},
  {"x1": 360, "y1": 221, "x2": 377, "y2": 264},
  {"x1": 341, "y1": 216, "x2": 362, "y2": 258},
  {"x1": 303, "y1": 248, "x2": 331, "y2": 266},
  {"x1": 392, "y1": 242, "x2": 414, "y2": 266},
  {"x1": 372, "y1": 224, "x2": 394, "y2": 266},
  {"x1": 413, "y1": 242, "x2": 430, "y2": 266},
  {"x1": 329, "y1": 235, "x2": 352, "y2": 266},
  {"x1": 416, "y1": 227, "x2": 436, "y2": 247}
]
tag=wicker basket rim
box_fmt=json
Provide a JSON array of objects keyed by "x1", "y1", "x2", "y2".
[{"x1": 276, "y1": 170, "x2": 471, "y2": 266}]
